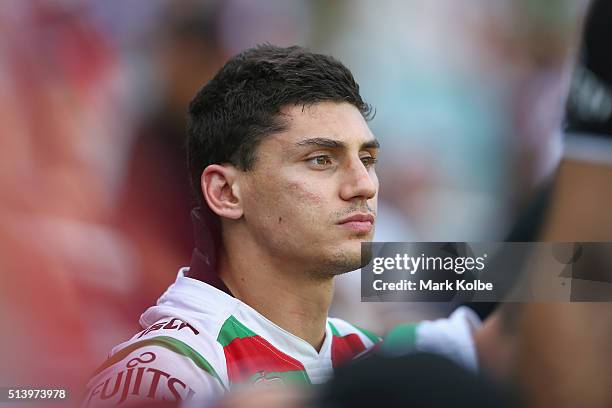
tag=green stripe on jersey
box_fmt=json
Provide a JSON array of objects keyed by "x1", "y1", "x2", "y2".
[
  {"x1": 328, "y1": 321, "x2": 341, "y2": 337},
  {"x1": 381, "y1": 323, "x2": 419, "y2": 353},
  {"x1": 217, "y1": 315, "x2": 257, "y2": 347},
  {"x1": 329, "y1": 321, "x2": 381, "y2": 344},
  {"x1": 93, "y1": 336, "x2": 226, "y2": 389},
  {"x1": 356, "y1": 326, "x2": 382, "y2": 344}
]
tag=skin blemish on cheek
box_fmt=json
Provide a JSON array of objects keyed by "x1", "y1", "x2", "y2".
[
  {"x1": 278, "y1": 217, "x2": 282, "y2": 223},
  {"x1": 287, "y1": 181, "x2": 323, "y2": 204}
]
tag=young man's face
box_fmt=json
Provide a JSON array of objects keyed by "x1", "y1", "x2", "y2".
[{"x1": 238, "y1": 101, "x2": 379, "y2": 276}]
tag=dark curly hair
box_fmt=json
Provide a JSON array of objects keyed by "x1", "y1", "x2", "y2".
[{"x1": 186, "y1": 44, "x2": 372, "y2": 205}]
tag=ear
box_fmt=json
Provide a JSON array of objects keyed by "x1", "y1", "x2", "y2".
[{"x1": 201, "y1": 164, "x2": 243, "y2": 220}]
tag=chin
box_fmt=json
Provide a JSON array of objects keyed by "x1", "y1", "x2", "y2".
[{"x1": 323, "y1": 241, "x2": 370, "y2": 275}]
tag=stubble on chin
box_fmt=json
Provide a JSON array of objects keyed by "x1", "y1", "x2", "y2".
[{"x1": 308, "y1": 241, "x2": 373, "y2": 279}]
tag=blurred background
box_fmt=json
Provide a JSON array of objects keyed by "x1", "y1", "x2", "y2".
[{"x1": 0, "y1": 0, "x2": 610, "y2": 406}]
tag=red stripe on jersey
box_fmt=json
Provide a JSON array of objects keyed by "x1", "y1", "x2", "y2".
[
  {"x1": 331, "y1": 333, "x2": 366, "y2": 368},
  {"x1": 223, "y1": 335, "x2": 306, "y2": 383}
]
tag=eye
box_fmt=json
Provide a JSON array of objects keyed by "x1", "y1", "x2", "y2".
[
  {"x1": 360, "y1": 156, "x2": 378, "y2": 168},
  {"x1": 308, "y1": 155, "x2": 333, "y2": 168}
]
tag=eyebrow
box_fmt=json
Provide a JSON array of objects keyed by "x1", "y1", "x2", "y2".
[{"x1": 295, "y1": 137, "x2": 380, "y2": 150}]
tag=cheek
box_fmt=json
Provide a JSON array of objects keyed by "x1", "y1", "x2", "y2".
[
  {"x1": 275, "y1": 181, "x2": 337, "y2": 242},
  {"x1": 287, "y1": 181, "x2": 323, "y2": 205},
  {"x1": 282, "y1": 182, "x2": 327, "y2": 230},
  {"x1": 244, "y1": 179, "x2": 325, "y2": 229}
]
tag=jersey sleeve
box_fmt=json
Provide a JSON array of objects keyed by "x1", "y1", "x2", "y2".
[
  {"x1": 82, "y1": 337, "x2": 226, "y2": 407},
  {"x1": 381, "y1": 306, "x2": 482, "y2": 371}
]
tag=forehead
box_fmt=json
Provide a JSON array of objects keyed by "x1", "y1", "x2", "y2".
[{"x1": 270, "y1": 101, "x2": 376, "y2": 149}]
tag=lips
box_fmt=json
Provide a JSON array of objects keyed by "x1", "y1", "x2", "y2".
[{"x1": 337, "y1": 213, "x2": 375, "y2": 234}]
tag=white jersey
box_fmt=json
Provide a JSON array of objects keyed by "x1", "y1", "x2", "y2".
[{"x1": 82, "y1": 268, "x2": 381, "y2": 407}]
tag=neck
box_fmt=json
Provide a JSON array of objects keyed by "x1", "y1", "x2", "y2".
[
  {"x1": 218, "y1": 232, "x2": 334, "y2": 352},
  {"x1": 541, "y1": 158, "x2": 612, "y2": 240}
]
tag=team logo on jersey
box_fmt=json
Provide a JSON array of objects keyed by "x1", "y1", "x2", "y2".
[{"x1": 251, "y1": 371, "x2": 284, "y2": 388}]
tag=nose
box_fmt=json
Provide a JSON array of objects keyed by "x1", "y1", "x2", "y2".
[{"x1": 339, "y1": 158, "x2": 377, "y2": 202}]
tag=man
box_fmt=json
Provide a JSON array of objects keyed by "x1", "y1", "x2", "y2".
[
  {"x1": 83, "y1": 45, "x2": 384, "y2": 407},
  {"x1": 83, "y1": 45, "x2": 482, "y2": 408}
]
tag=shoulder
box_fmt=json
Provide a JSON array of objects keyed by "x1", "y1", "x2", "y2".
[
  {"x1": 326, "y1": 318, "x2": 382, "y2": 367},
  {"x1": 83, "y1": 317, "x2": 228, "y2": 407},
  {"x1": 328, "y1": 317, "x2": 382, "y2": 347}
]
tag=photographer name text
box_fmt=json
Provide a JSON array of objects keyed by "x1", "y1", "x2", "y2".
[{"x1": 372, "y1": 279, "x2": 493, "y2": 291}]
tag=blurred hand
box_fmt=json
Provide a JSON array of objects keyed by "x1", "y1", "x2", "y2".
[{"x1": 213, "y1": 385, "x2": 312, "y2": 408}]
